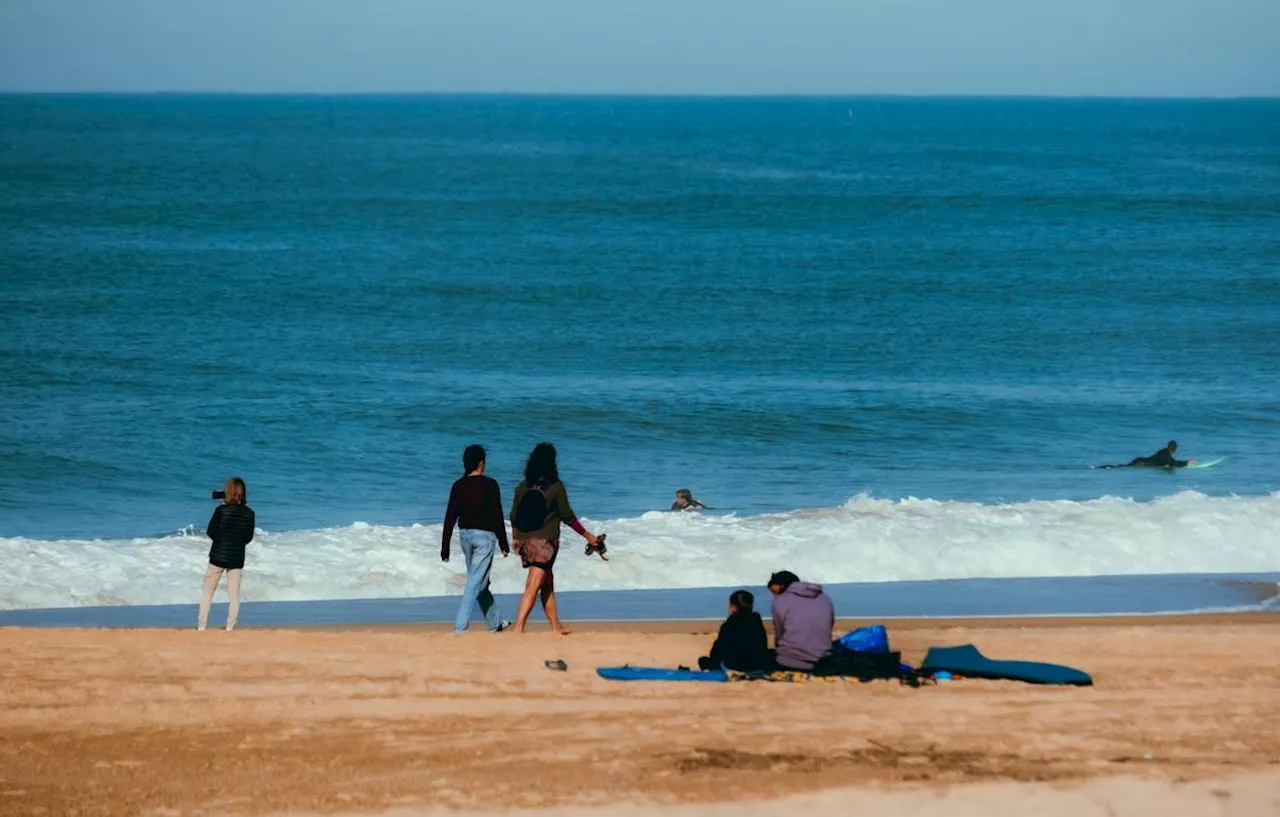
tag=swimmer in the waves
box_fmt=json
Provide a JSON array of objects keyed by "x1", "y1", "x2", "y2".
[{"x1": 671, "y1": 488, "x2": 708, "y2": 511}]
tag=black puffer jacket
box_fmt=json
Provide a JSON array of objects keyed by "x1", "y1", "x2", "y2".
[
  {"x1": 206, "y1": 504, "x2": 256, "y2": 570},
  {"x1": 702, "y1": 611, "x2": 771, "y2": 672}
]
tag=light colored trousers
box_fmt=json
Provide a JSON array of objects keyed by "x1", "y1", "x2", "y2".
[
  {"x1": 454, "y1": 529, "x2": 504, "y2": 632},
  {"x1": 198, "y1": 564, "x2": 243, "y2": 630}
]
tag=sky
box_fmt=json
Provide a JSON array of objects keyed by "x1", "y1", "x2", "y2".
[{"x1": 1, "y1": 0, "x2": 1278, "y2": 97}]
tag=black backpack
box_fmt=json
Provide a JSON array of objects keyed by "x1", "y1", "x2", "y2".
[{"x1": 513, "y1": 481, "x2": 549, "y2": 533}]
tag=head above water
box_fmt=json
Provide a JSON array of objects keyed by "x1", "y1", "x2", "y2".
[
  {"x1": 524, "y1": 442, "x2": 560, "y2": 486},
  {"x1": 729, "y1": 589, "x2": 754, "y2": 615},
  {"x1": 674, "y1": 488, "x2": 694, "y2": 507},
  {"x1": 1167, "y1": 440, "x2": 1178, "y2": 452},
  {"x1": 223, "y1": 477, "x2": 247, "y2": 505},
  {"x1": 463, "y1": 444, "x2": 486, "y2": 474},
  {"x1": 768, "y1": 570, "x2": 800, "y2": 595}
]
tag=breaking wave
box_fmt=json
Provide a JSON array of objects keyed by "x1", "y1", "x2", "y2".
[{"x1": 3, "y1": 490, "x2": 1278, "y2": 610}]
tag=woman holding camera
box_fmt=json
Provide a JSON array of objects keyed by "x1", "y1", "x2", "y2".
[
  {"x1": 198, "y1": 477, "x2": 256, "y2": 632},
  {"x1": 509, "y1": 443, "x2": 601, "y2": 634}
]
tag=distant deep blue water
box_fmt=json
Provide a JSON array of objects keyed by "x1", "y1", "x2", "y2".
[{"x1": 1, "y1": 95, "x2": 1278, "y2": 572}]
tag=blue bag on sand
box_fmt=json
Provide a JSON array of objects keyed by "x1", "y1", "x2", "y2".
[{"x1": 833, "y1": 624, "x2": 889, "y2": 654}]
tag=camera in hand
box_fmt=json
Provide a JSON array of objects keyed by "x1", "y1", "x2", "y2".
[{"x1": 211, "y1": 490, "x2": 226, "y2": 500}]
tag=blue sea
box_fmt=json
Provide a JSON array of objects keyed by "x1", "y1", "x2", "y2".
[{"x1": 1, "y1": 95, "x2": 1277, "y2": 618}]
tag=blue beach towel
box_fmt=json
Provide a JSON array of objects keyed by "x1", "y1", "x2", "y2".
[{"x1": 596, "y1": 666, "x2": 729, "y2": 682}]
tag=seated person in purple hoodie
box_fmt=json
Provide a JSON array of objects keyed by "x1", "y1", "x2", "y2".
[
  {"x1": 768, "y1": 570, "x2": 835, "y2": 672},
  {"x1": 697, "y1": 590, "x2": 770, "y2": 672}
]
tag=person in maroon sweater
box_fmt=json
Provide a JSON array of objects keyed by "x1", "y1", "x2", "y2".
[{"x1": 442, "y1": 445, "x2": 511, "y2": 633}]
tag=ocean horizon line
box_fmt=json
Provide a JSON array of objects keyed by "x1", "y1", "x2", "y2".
[{"x1": 2, "y1": 90, "x2": 1278, "y2": 102}]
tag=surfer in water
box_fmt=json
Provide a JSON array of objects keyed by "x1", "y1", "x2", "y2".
[
  {"x1": 671, "y1": 488, "x2": 707, "y2": 511},
  {"x1": 1099, "y1": 440, "x2": 1198, "y2": 469},
  {"x1": 1128, "y1": 440, "x2": 1197, "y2": 468}
]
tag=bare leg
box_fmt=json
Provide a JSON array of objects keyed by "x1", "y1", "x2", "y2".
[
  {"x1": 225, "y1": 569, "x2": 242, "y2": 630},
  {"x1": 197, "y1": 565, "x2": 223, "y2": 630},
  {"x1": 540, "y1": 572, "x2": 569, "y2": 634},
  {"x1": 514, "y1": 567, "x2": 545, "y2": 633}
]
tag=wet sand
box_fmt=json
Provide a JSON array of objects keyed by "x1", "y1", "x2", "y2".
[{"x1": 1, "y1": 617, "x2": 1278, "y2": 815}]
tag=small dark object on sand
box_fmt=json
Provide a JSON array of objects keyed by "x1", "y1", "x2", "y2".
[{"x1": 545, "y1": 659, "x2": 568, "y2": 672}]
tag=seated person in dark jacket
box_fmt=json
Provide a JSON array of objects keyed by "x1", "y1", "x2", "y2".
[
  {"x1": 1128, "y1": 440, "x2": 1196, "y2": 468},
  {"x1": 698, "y1": 590, "x2": 770, "y2": 671}
]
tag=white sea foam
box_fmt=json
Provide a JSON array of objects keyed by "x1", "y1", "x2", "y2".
[{"x1": 4, "y1": 491, "x2": 1278, "y2": 610}]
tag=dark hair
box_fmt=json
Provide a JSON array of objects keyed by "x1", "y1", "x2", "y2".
[
  {"x1": 1167, "y1": 440, "x2": 1178, "y2": 451},
  {"x1": 523, "y1": 442, "x2": 560, "y2": 487},
  {"x1": 463, "y1": 444, "x2": 486, "y2": 473},
  {"x1": 729, "y1": 589, "x2": 754, "y2": 613},
  {"x1": 768, "y1": 571, "x2": 799, "y2": 590}
]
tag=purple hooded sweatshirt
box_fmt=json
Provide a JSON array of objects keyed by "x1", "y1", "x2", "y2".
[{"x1": 771, "y1": 581, "x2": 835, "y2": 671}]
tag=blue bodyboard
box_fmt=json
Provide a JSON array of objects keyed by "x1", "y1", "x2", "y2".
[
  {"x1": 596, "y1": 666, "x2": 729, "y2": 682},
  {"x1": 922, "y1": 644, "x2": 1092, "y2": 686}
]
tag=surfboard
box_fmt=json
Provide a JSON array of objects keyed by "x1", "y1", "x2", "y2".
[
  {"x1": 596, "y1": 666, "x2": 728, "y2": 682},
  {"x1": 1092, "y1": 455, "x2": 1226, "y2": 470},
  {"x1": 1184, "y1": 456, "x2": 1226, "y2": 470}
]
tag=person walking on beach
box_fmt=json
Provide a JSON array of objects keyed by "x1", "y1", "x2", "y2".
[
  {"x1": 198, "y1": 477, "x2": 255, "y2": 632},
  {"x1": 441, "y1": 444, "x2": 511, "y2": 634},
  {"x1": 767, "y1": 570, "x2": 834, "y2": 671},
  {"x1": 509, "y1": 443, "x2": 601, "y2": 634}
]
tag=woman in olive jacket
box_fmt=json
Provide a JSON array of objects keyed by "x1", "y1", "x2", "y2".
[{"x1": 509, "y1": 443, "x2": 600, "y2": 634}]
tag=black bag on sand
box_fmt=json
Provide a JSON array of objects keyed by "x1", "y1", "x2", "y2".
[{"x1": 811, "y1": 650, "x2": 908, "y2": 681}]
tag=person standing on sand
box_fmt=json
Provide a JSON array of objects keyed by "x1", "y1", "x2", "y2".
[
  {"x1": 198, "y1": 477, "x2": 255, "y2": 632},
  {"x1": 509, "y1": 443, "x2": 601, "y2": 634},
  {"x1": 767, "y1": 570, "x2": 834, "y2": 671},
  {"x1": 441, "y1": 444, "x2": 512, "y2": 634}
]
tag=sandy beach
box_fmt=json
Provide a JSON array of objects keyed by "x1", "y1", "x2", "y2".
[{"x1": 2, "y1": 616, "x2": 1278, "y2": 816}]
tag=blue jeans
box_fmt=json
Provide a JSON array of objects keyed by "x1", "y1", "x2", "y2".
[{"x1": 454, "y1": 529, "x2": 504, "y2": 632}]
